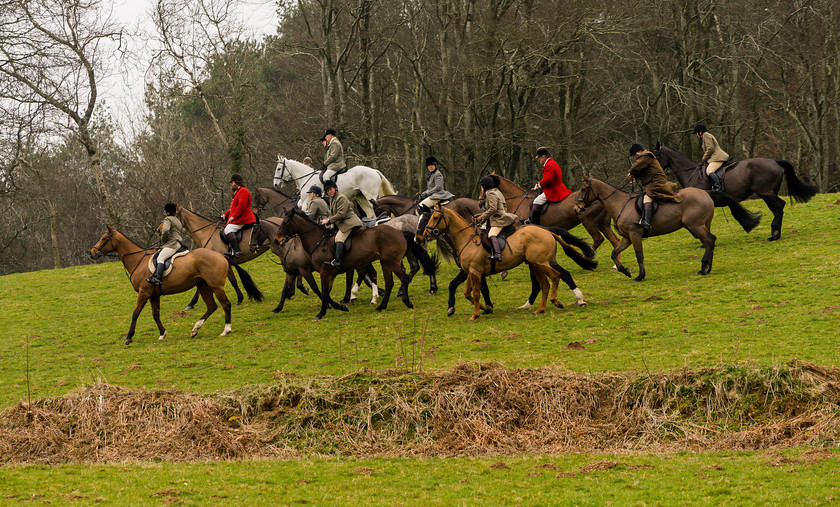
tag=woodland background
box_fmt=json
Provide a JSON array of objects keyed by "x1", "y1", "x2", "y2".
[{"x1": 1, "y1": 0, "x2": 838, "y2": 274}]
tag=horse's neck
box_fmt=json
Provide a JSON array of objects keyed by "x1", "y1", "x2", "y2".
[
  {"x1": 497, "y1": 180, "x2": 532, "y2": 209},
  {"x1": 284, "y1": 160, "x2": 314, "y2": 190},
  {"x1": 665, "y1": 148, "x2": 700, "y2": 187},
  {"x1": 291, "y1": 215, "x2": 326, "y2": 253},
  {"x1": 441, "y1": 209, "x2": 474, "y2": 249},
  {"x1": 591, "y1": 181, "x2": 630, "y2": 217},
  {"x1": 113, "y1": 233, "x2": 149, "y2": 275},
  {"x1": 180, "y1": 208, "x2": 215, "y2": 242}
]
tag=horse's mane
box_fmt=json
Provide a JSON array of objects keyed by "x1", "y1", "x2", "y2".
[
  {"x1": 111, "y1": 228, "x2": 154, "y2": 251},
  {"x1": 257, "y1": 186, "x2": 296, "y2": 200},
  {"x1": 289, "y1": 207, "x2": 324, "y2": 228},
  {"x1": 378, "y1": 194, "x2": 414, "y2": 200},
  {"x1": 660, "y1": 145, "x2": 697, "y2": 166},
  {"x1": 178, "y1": 205, "x2": 220, "y2": 224}
]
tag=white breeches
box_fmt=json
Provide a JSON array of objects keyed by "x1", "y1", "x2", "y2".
[
  {"x1": 533, "y1": 192, "x2": 549, "y2": 206},
  {"x1": 223, "y1": 223, "x2": 244, "y2": 235}
]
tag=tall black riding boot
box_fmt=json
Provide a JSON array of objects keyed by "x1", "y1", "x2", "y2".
[
  {"x1": 326, "y1": 241, "x2": 344, "y2": 269},
  {"x1": 708, "y1": 171, "x2": 723, "y2": 191},
  {"x1": 146, "y1": 261, "x2": 166, "y2": 285},
  {"x1": 634, "y1": 202, "x2": 652, "y2": 230},
  {"x1": 525, "y1": 204, "x2": 541, "y2": 225},
  {"x1": 225, "y1": 232, "x2": 240, "y2": 257},
  {"x1": 489, "y1": 236, "x2": 502, "y2": 261}
]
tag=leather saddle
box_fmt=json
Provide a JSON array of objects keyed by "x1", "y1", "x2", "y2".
[
  {"x1": 701, "y1": 158, "x2": 738, "y2": 185},
  {"x1": 219, "y1": 218, "x2": 259, "y2": 245},
  {"x1": 147, "y1": 247, "x2": 189, "y2": 278},
  {"x1": 319, "y1": 167, "x2": 348, "y2": 184},
  {"x1": 479, "y1": 223, "x2": 517, "y2": 254}
]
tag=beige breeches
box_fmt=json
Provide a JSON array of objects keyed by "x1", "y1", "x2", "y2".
[
  {"x1": 336, "y1": 229, "x2": 350, "y2": 243},
  {"x1": 488, "y1": 226, "x2": 503, "y2": 237},
  {"x1": 420, "y1": 197, "x2": 439, "y2": 209},
  {"x1": 706, "y1": 161, "x2": 723, "y2": 175}
]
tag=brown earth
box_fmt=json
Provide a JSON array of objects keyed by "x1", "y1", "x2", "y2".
[{"x1": 2, "y1": 359, "x2": 840, "y2": 464}]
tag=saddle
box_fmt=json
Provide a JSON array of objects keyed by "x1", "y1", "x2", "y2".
[
  {"x1": 219, "y1": 218, "x2": 259, "y2": 246},
  {"x1": 478, "y1": 223, "x2": 517, "y2": 254},
  {"x1": 147, "y1": 247, "x2": 189, "y2": 278},
  {"x1": 634, "y1": 195, "x2": 660, "y2": 216},
  {"x1": 319, "y1": 167, "x2": 348, "y2": 184},
  {"x1": 361, "y1": 213, "x2": 391, "y2": 228},
  {"x1": 700, "y1": 158, "x2": 738, "y2": 187}
]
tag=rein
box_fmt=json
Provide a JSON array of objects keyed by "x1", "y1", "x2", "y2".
[{"x1": 277, "y1": 158, "x2": 319, "y2": 183}]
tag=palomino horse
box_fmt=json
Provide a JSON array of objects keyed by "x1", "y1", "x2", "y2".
[
  {"x1": 574, "y1": 176, "x2": 761, "y2": 282},
  {"x1": 276, "y1": 208, "x2": 436, "y2": 319},
  {"x1": 423, "y1": 206, "x2": 596, "y2": 321},
  {"x1": 90, "y1": 226, "x2": 232, "y2": 345},
  {"x1": 176, "y1": 205, "x2": 264, "y2": 309},
  {"x1": 654, "y1": 143, "x2": 817, "y2": 241},
  {"x1": 274, "y1": 156, "x2": 396, "y2": 218},
  {"x1": 493, "y1": 175, "x2": 621, "y2": 254}
]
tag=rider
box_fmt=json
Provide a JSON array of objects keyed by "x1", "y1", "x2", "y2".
[
  {"x1": 525, "y1": 146, "x2": 571, "y2": 225},
  {"x1": 320, "y1": 179, "x2": 362, "y2": 269},
  {"x1": 222, "y1": 173, "x2": 257, "y2": 258},
  {"x1": 305, "y1": 185, "x2": 330, "y2": 223},
  {"x1": 302, "y1": 156, "x2": 313, "y2": 168},
  {"x1": 415, "y1": 156, "x2": 455, "y2": 242},
  {"x1": 476, "y1": 175, "x2": 518, "y2": 261},
  {"x1": 693, "y1": 124, "x2": 729, "y2": 191},
  {"x1": 320, "y1": 128, "x2": 346, "y2": 182},
  {"x1": 147, "y1": 202, "x2": 187, "y2": 286},
  {"x1": 628, "y1": 143, "x2": 682, "y2": 231}
]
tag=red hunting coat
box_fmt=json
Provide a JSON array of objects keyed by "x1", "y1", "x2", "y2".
[
  {"x1": 539, "y1": 157, "x2": 572, "y2": 202},
  {"x1": 224, "y1": 186, "x2": 257, "y2": 225}
]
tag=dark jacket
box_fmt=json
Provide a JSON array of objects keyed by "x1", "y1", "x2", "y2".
[{"x1": 629, "y1": 151, "x2": 682, "y2": 203}]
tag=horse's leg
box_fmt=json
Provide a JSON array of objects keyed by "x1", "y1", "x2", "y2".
[
  {"x1": 315, "y1": 273, "x2": 333, "y2": 320},
  {"x1": 342, "y1": 271, "x2": 354, "y2": 305},
  {"x1": 124, "y1": 292, "x2": 150, "y2": 345},
  {"x1": 691, "y1": 227, "x2": 716, "y2": 275},
  {"x1": 551, "y1": 262, "x2": 587, "y2": 306},
  {"x1": 211, "y1": 285, "x2": 232, "y2": 336},
  {"x1": 468, "y1": 272, "x2": 483, "y2": 321},
  {"x1": 149, "y1": 295, "x2": 166, "y2": 341},
  {"x1": 760, "y1": 194, "x2": 786, "y2": 241},
  {"x1": 529, "y1": 266, "x2": 551, "y2": 315},
  {"x1": 191, "y1": 283, "x2": 218, "y2": 337},
  {"x1": 364, "y1": 266, "x2": 380, "y2": 306},
  {"x1": 227, "y1": 267, "x2": 245, "y2": 305},
  {"x1": 611, "y1": 236, "x2": 633, "y2": 278},
  {"x1": 358, "y1": 196, "x2": 376, "y2": 218},
  {"x1": 185, "y1": 288, "x2": 200, "y2": 311},
  {"x1": 480, "y1": 275, "x2": 493, "y2": 314},
  {"x1": 447, "y1": 270, "x2": 467, "y2": 317},
  {"x1": 295, "y1": 275, "x2": 309, "y2": 295},
  {"x1": 518, "y1": 267, "x2": 541, "y2": 310},
  {"x1": 272, "y1": 271, "x2": 297, "y2": 313},
  {"x1": 395, "y1": 260, "x2": 414, "y2": 309},
  {"x1": 397, "y1": 253, "x2": 419, "y2": 297},
  {"x1": 629, "y1": 233, "x2": 646, "y2": 282},
  {"x1": 375, "y1": 261, "x2": 395, "y2": 311},
  {"x1": 302, "y1": 270, "x2": 322, "y2": 299}
]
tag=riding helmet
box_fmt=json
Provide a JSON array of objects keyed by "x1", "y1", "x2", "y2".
[
  {"x1": 323, "y1": 179, "x2": 338, "y2": 190},
  {"x1": 230, "y1": 173, "x2": 244, "y2": 185},
  {"x1": 628, "y1": 143, "x2": 646, "y2": 156},
  {"x1": 692, "y1": 123, "x2": 707, "y2": 134},
  {"x1": 479, "y1": 175, "x2": 496, "y2": 190},
  {"x1": 307, "y1": 185, "x2": 323, "y2": 196},
  {"x1": 425, "y1": 156, "x2": 438, "y2": 167},
  {"x1": 320, "y1": 128, "x2": 337, "y2": 141},
  {"x1": 536, "y1": 146, "x2": 550, "y2": 158},
  {"x1": 164, "y1": 202, "x2": 177, "y2": 215}
]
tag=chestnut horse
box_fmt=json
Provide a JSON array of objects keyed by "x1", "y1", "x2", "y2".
[
  {"x1": 574, "y1": 177, "x2": 761, "y2": 282},
  {"x1": 423, "y1": 206, "x2": 596, "y2": 321},
  {"x1": 90, "y1": 226, "x2": 232, "y2": 345},
  {"x1": 654, "y1": 143, "x2": 817, "y2": 241}
]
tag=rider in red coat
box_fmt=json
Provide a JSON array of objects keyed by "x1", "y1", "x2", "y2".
[
  {"x1": 222, "y1": 174, "x2": 257, "y2": 257},
  {"x1": 527, "y1": 146, "x2": 571, "y2": 225}
]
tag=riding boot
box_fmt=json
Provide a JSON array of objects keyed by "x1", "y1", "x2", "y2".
[
  {"x1": 225, "y1": 233, "x2": 240, "y2": 257},
  {"x1": 415, "y1": 211, "x2": 431, "y2": 243},
  {"x1": 146, "y1": 262, "x2": 166, "y2": 285},
  {"x1": 708, "y1": 171, "x2": 723, "y2": 191},
  {"x1": 326, "y1": 241, "x2": 344, "y2": 269},
  {"x1": 525, "y1": 204, "x2": 541, "y2": 225},
  {"x1": 489, "y1": 236, "x2": 502, "y2": 261},
  {"x1": 634, "y1": 203, "x2": 653, "y2": 230}
]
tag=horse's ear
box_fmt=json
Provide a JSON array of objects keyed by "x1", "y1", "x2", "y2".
[
  {"x1": 106, "y1": 224, "x2": 114, "y2": 232},
  {"x1": 655, "y1": 141, "x2": 661, "y2": 150},
  {"x1": 583, "y1": 174, "x2": 591, "y2": 183}
]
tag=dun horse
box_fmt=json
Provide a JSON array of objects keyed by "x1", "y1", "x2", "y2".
[
  {"x1": 654, "y1": 143, "x2": 817, "y2": 241},
  {"x1": 90, "y1": 226, "x2": 232, "y2": 345},
  {"x1": 423, "y1": 206, "x2": 596, "y2": 321},
  {"x1": 276, "y1": 208, "x2": 437, "y2": 319},
  {"x1": 574, "y1": 176, "x2": 761, "y2": 282}
]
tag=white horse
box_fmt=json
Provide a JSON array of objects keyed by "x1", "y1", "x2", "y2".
[{"x1": 274, "y1": 155, "x2": 396, "y2": 218}]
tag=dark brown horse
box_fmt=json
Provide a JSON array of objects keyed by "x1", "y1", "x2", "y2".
[
  {"x1": 276, "y1": 208, "x2": 437, "y2": 319},
  {"x1": 90, "y1": 226, "x2": 232, "y2": 345},
  {"x1": 574, "y1": 177, "x2": 761, "y2": 282},
  {"x1": 654, "y1": 143, "x2": 817, "y2": 241},
  {"x1": 493, "y1": 175, "x2": 621, "y2": 253},
  {"x1": 252, "y1": 186, "x2": 298, "y2": 216}
]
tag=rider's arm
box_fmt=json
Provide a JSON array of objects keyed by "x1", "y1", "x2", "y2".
[{"x1": 701, "y1": 133, "x2": 714, "y2": 162}]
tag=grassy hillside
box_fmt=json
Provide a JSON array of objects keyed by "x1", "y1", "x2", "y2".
[{"x1": 1, "y1": 194, "x2": 839, "y2": 408}]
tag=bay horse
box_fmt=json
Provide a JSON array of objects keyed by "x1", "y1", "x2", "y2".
[
  {"x1": 493, "y1": 175, "x2": 621, "y2": 254},
  {"x1": 276, "y1": 208, "x2": 437, "y2": 320},
  {"x1": 423, "y1": 206, "x2": 596, "y2": 321},
  {"x1": 252, "y1": 186, "x2": 297, "y2": 217},
  {"x1": 176, "y1": 205, "x2": 264, "y2": 308},
  {"x1": 90, "y1": 226, "x2": 232, "y2": 345},
  {"x1": 654, "y1": 143, "x2": 817, "y2": 241},
  {"x1": 574, "y1": 176, "x2": 761, "y2": 282},
  {"x1": 274, "y1": 155, "x2": 396, "y2": 218}
]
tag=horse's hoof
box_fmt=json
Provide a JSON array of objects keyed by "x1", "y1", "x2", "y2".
[
  {"x1": 576, "y1": 301, "x2": 588, "y2": 307},
  {"x1": 236, "y1": 301, "x2": 243, "y2": 306},
  {"x1": 124, "y1": 338, "x2": 133, "y2": 346},
  {"x1": 184, "y1": 305, "x2": 194, "y2": 311},
  {"x1": 404, "y1": 301, "x2": 414, "y2": 309},
  {"x1": 158, "y1": 331, "x2": 167, "y2": 341},
  {"x1": 396, "y1": 290, "x2": 404, "y2": 297},
  {"x1": 340, "y1": 299, "x2": 350, "y2": 305},
  {"x1": 447, "y1": 307, "x2": 455, "y2": 317},
  {"x1": 272, "y1": 307, "x2": 283, "y2": 314},
  {"x1": 631, "y1": 277, "x2": 645, "y2": 283},
  {"x1": 190, "y1": 330, "x2": 199, "y2": 338},
  {"x1": 517, "y1": 302, "x2": 533, "y2": 310},
  {"x1": 314, "y1": 315, "x2": 323, "y2": 321},
  {"x1": 619, "y1": 269, "x2": 632, "y2": 278},
  {"x1": 532, "y1": 309, "x2": 545, "y2": 315},
  {"x1": 482, "y1": 306, "x2": 493, "y2": 315},
  {"x1": 500, "y1": 271, "x2": 508, "y2": 281},
  {"x1": 428, "y1": 289, "x2": 437, "y2": 296},
  {"x1": 468, "y1": 315, "x2": 479, "y2": 322},
  {"x1": 552, "y1": 300, "x2": 563, "y2": 308},
  {"x1": 339, "y1": 304, "x2": 349, "y2": 312}
]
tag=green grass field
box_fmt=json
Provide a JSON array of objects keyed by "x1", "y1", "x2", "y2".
[{"x1": 2, "y1": 194, "x2": 839, "y2": 503}]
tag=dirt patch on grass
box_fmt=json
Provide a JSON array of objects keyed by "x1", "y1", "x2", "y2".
[{"x1": 2, "y1": 360, "x2": 840, "y2": 464}]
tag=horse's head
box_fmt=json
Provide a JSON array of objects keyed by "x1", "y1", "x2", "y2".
[
  {"x1": 652, "y1": 141, "x2": 668, "y2": 167},
  {"x1": 423, "y1": 204, "x2": 449, "y2": 239},
  {"x1": 90, "y1": 225, "x2": 117, "y2": 259},
  {"x1": 574, "y1": 176, "x2": 596, "y2": 216},
  {"x1": 274, "y1": 155, "x2": 290, "y2": 188}
]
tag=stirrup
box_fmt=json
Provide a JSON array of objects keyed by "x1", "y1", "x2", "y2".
[
  {"x1": 146, "y1": 275, "x2": 162, "y2": 286},
  {"x1": 325, "y1": 259, "x2": 341, "y2": 269}
]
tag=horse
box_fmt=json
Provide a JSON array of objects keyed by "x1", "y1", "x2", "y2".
[
  {"x1": 378, "y1": 214, "x2": 440, "y2": 295},
  {"x1": 371, "y1": 195, "x2": 483, "y2": 219},
  {"x1": 493, "y1": 175, "x2": 621, "y2": 254},
  {"x1": 89, "y1": 226, "x2": 232, "y2": 345},
  {"x1": 574, "y1": 176, "x2": 761, "y2": 282},
  {"x1": 176, "y1": 205, "x2": 264, "y2": 309},
  {"x1": 654, "y1": 143, "x2": 818, "y2": 241},
  {"x1": 252, "y1": 186, "x2": 298, "y2": 217},
  {"x1": 274, "y1": 156, "x2": 396, "y2": 218},
  {"x1": 422, "y1": 205, "x2": 596, "y2": 321},
  {"x1": 276, "y1": 208, "x2": 437, "y2": 319}
]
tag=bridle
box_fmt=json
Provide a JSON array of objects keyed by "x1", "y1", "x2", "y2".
[
  {"x1": 92, "y1": 228, "x2": 154, "y2": 280},
  {"x1": 276, "y1": 157, "x2": 318, "y2": 184},
  {"x1": 90, "y1": 229, "x2": 115, "y2": 258}
]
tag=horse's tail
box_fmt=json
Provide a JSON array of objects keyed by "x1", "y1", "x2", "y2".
[
  {"x1": 546, "y1": 226, "x2": 596, "y2": 260},
  {"x1": 378, "y1": 171, "x2": 397, "y2": 196},
  {"x1": 232, "y1": 263, "x2": 264, "y2": 302},
  {"x1": 777, "y1": 160, "x2": 818, "y2": 203},
  {"x1": 402, "y1": 231, "x2": 437, "y2": 276},
  {"x1": 707, "y1": 191, "x2": 762, "y2": 233},
  {"x1": 547, "y1": 228, "x2": 598, "y2": 271}
]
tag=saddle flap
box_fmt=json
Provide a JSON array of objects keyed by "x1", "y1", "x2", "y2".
[
  {"x1": 634, "y1": 195, "x2": 659, "y2": 216},
  {"x1": 148, "y1": 248, "x2": 189, "y2": 278}
]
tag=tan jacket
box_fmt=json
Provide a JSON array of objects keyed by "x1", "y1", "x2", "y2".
[
  {"x1": 327, "y1": 191, "x2": 363, "y2": 232},
  {"x1": 324, "y1": 138, "x2": 347, "y2": 172},
  {"x1": 159, "y1": 216, "x2": 186, "y2": 249},
  {"x1": 306, "y1": 197, "x2": 330, "y2": 223},
  {"x1": 629, "y1": 151, "x2": 682, "y2": 203},
  {"x1": 478, "y1": 188, "x2": 519, "y2": 227},
  {"x1": 701, "y1": 132, "x2": 729, "y2": 162}
]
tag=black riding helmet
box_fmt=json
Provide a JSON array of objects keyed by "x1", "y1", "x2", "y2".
[
  {"x1": 693, "y1": 123, "x2": 707, "y2": 134},
  {"x1": 323, "y1": 179, "x2": 338, "y2": 190},
  {"x1": 479, "y1": 175, "x2": 496, "y2": 190},
  {"x1": 629, "y1": 143, "x2": 646, "y2": 156},
  {"x1": 164, "y1": 202, "x2": 177, "y2": 215},
  {"x1": 307, "y1": 185, "x2": 323, "y2": 196},
  {"x1": 425, "y1": 156, "x2": 438, "y2": 167}
]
